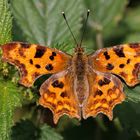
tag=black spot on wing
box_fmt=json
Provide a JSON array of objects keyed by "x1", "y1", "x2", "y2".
[
  {"x1": 103, "y1": 51, "x2": 110, "y2": 60},
  {"x1": 106, "y1": 63, "x2": 114, "y2": 70},
  {"x1": 60, "y1": 92, "x2": 67, "y2": 98},
  {"x1": 94, "y1": 90, "x2": 103, "y2": 97},
  {"x1": 52, "y1": 80, "x2": 64, "y2": 88},
  {"x1": 98, "y1": 77, "x2": 111, "y2": 86},
  {"x1": 119, "y1": 64, "x2": 125, "y2": 68},
  {"x1": 45, "y1": 64, "x2": 53, "y2": 71},
  {"x1": 52, "y1": 52, "x2": 57, "y2": 56},
  {"x1": 29, "y1": 59, "x2": 33, "y2": 64},
  {"x1": 113, "y1": 47, "x2": 125, "y2": 57},
  {"x1": 21, "y1": 43, "x2": 30, "y2": 48},
  {"x1": 49, "y1": 52, "x2": 57, "y2": 61},
  {"x1": 49, "y1": 56, "x2": 54, "y2": 60},
  {"x1": 127, "y1": 59, "x2": 131, "y2": 64},
  {"x1": 34, "y1": 46, "x2": 46, "y2": 58},
  {"x1": 35, "y1": 64, "x2": 41, "y2": 68}
]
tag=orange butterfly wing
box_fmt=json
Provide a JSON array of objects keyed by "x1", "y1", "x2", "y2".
[
  {"x1": 1, "y1": 42, "x2": 71, "y2": 87},
  {"x1": 83, "y1": 68, "x2": 125, "y2": 120},
  {"x1": 89, "y1": 44, "x2": 140, "y2": 86},
  {"x1": 39, "y1": 70, "x2": 81, "y2": 124}
]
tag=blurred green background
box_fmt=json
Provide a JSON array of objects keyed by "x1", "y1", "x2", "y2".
[{"x1": 1, "y1": 0, "x2": 140, "y2": 139}]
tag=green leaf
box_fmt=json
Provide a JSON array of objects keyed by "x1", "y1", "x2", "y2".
[
  {"x1": 0, "y1": 0, "x2": 12, "y2": 44},
  {"x1": 124, "y1": 85, "x2": 140, "y2": 103},
  {"x1": 0, "y1": 79, "x2": 22, "y2": 139},
  {"x1": 0, "y1": 0, "x2": 19, "y2": 139},
  {"x1": 84, "y1": 0, "x2": 127, "y2": 30},
  {"x1": 11, "y1": 0, "x2": 83, "y2": 47},
  {"x1": 116, "y1": 102, "x2": 140, "y2": 138},
  {"x1": 123, "y1": 7, "x2": 140, "y2": 33},
  {"x1": 82, "y1": 0, "x2": 128, "y2": 49},
  {"x1": 56, "y1": 115, "x2": 80, "y2": 132},
  {"x1": 11, "y1": 120, "x2": 39, "y2": 140},
  {"x1": 39, "y1": 124, "x2": 63, "y2": 140}
]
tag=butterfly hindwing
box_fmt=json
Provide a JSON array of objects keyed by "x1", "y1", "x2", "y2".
[
  {"x1": 83, "y1": 68, "x2": 125, "y2": 120},
  {"x1": 89, "y1": 43, "x2": 140, "y2": 86},
  {"x1": 1, "y1": 42, "x2": 71, "y2": 87},
  {"x1": 39, "y1": 70, "x2": 81, "y2": 124}
]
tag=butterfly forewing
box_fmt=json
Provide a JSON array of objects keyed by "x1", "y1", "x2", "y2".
[
  {"x1": 89, "y1": 43, "x2": 140, "y2": 86},
  {"x1": 1, "y1": 42, "x2": 71, "y2": 87}
]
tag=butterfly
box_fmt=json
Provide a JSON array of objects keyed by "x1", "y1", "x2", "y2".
[{"x1": 1, "y1": 41, "x2": 140, "y2": 123}]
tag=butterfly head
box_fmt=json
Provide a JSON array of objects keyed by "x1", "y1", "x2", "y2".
[{"x1": 74, "y1": 45, "x2": 84, "y2": 54}]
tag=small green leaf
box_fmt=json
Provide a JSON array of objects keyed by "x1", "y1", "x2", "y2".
[
  {"x1": 11, "y1": 0, "x2": 83, "y2": 47},
  {"x1": 125, "y1": 85, "x2": 140, "y2": 103},
  {"x1": 39, "y1": 124, "x2": 63, "y2": 140},
  {"x1": 0, "y1": 0, "x2": 12, "y2": 44},
  {"x1": 0, "y1": 79, "x2": 22, "y2": 139}
]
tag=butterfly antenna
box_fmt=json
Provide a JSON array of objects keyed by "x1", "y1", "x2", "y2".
[
  {"x1": 62, "y1": 11, "x2": 78, "y2": 46},
  {"x1": 79, "y1": 9, "x2": 90, "y2": 47}
]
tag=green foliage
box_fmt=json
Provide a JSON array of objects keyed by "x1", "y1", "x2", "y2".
[
  {"x1": 116, "y1": 102, "x2": 140, "y2": 139},
  {"x1": 11, "y1": 0, "x2": 83, "y2": 47},
  {"x1": 83, "y1": 0, "x2": 128, "y2": 49},
  {"x1": 123, "y1": 7, "x2": 140, "y2": 42},
  {"x1": 39, "y1": 125, "x2": 63, "y2": 140},
  {"x1": 0, "y1": 0, "x2": 12, "y2": 45},
  {"x1": 11, "y1": 120, "x2": 39, "y2": 140},
  {"x1": 124, "y1": 85, "x2": 140, "y2": 103},
  {"x1": 84, "y1": 0, "x2": 127, "y2": 30},
  {"x1": 1, "y1": 0, "x2": 140, "y2": 140},
  {"x1": 0, "y1": 79, "x2": 21, "y2": 139},
  {"x1": 0, "y1": 0, "x2": 22, "y2": 139}
]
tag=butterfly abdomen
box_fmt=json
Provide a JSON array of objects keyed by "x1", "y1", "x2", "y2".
[{"x1": 73, "y1": 53, "x2": 89, "y2": 106}]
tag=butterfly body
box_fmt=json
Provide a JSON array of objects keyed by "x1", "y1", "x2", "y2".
[
  {"x1": 2, "y1": 42, "x2": 140, "y2": 123},
  {"x1": 72, "y1": 46, "x2": 89, "y2": 107}
]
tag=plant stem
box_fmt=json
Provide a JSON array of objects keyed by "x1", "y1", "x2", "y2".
[{"x1": 96, "y1": 31, "x2": 104, "y2": 49}]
